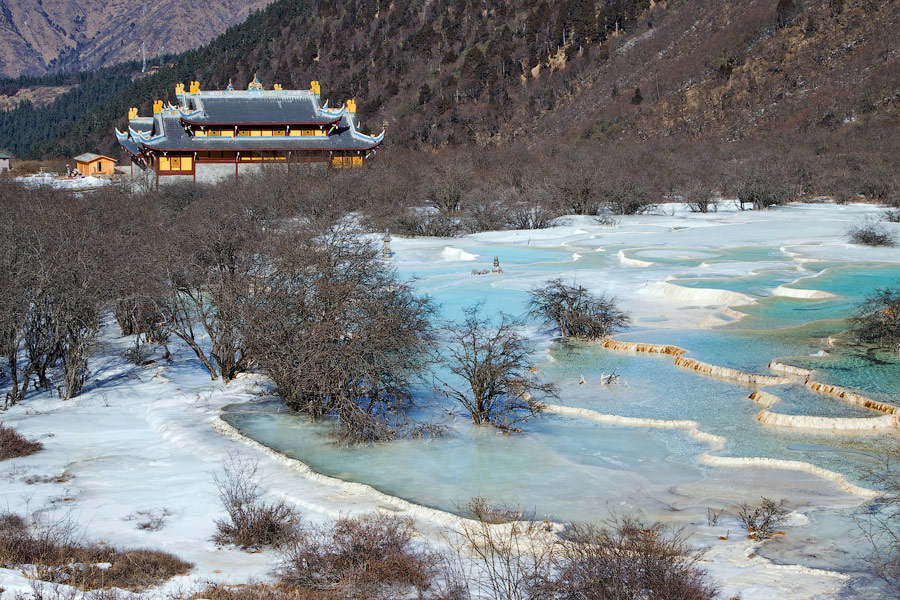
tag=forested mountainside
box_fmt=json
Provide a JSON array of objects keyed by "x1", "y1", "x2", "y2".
[
  {"x1": 0, "y1": 0, "x2": 897, "y2": 159},
  {"x1": 0, "y1": 0, "x2": 274, "y2": 78}
]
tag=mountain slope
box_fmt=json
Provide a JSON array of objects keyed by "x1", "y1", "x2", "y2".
[
  {"x1": 1, "y1": 0, "x2": 898, "y2": 159},
  {"x1": 0, "y1": 0, "x2": 274, "y2": 77},
  {"x1": 532, "y1": 0, "x2": 900, "y2": 142}
]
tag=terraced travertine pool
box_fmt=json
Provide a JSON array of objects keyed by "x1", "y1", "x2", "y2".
[{"x1": 224, "y1": 204, "x2": 900, "y2": 533}]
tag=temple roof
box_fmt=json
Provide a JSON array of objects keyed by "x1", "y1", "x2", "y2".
[
  {"x1": 134, "y1": 111, "x2": 382, "y2": 153},
  {"x1": 129, "y1": 117, "x2": 154, "y2": 133},
  {"x1": 179, "y1": 90, "x2": 344, "y2": 126},
  {"x1": 116, "y1": 83, "x2": 384, "y2": 159}
]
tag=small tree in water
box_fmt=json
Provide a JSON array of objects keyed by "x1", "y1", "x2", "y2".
[
  {"x1": 528, "y1": 278, "x2": 631, "y2": 339},
  {"x1": 437, "y1": 305, "x2": 557, "y2": 431},
  {"x1": 849, "y1": 285, "x2": 900, "y2": 353}
]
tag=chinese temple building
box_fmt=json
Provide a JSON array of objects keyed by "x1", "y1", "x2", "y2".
[{"x1": 115, "y1": 77, "x2": 384, "y2": 186}]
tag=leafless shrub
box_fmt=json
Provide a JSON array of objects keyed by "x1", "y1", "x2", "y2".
[
  {"x1": 535, "y1": 516, "x2": 718, "y2": 600},
  {"x1": 734, "y1": 174, "x2": 789, "y2": 210},
  {"x1": 24, "y1": 471, "x2": 70, "y2": 485},
  {"x1": 604, "y1": 180, "x2": 654, "y2": 215},
  {"x1": 848, "y1": 218, "x2": 897, "y2": 247},
  {"x1": 884, "y1": 209, "x2": 900, "y2": 223},
  {"x1": 437, "y1": 305, "x2": 557, "y2": 432},
  {"x1": 528, "y1": 279, "x2": 631, "y2": 339},
  {"x1": 213, "y1": 458, "x2": 300, "y2": 549},
  {"x1": 464, "y1": 497, "x2": 530, "y2": 525},
  {"x1": 707, "y1": 507, "x2": 723, "y2": 527},
  {"x1": 857, "y1": 441, "x2": 900, "y2": 590},
  {"x1": 507, "y1": 203, "x2": 556, "y2": 230},
  {"x1": 595, "y1": 215, "x2": 620, "y2": 228},
  {"x1": 0, "y1": 423, "x2": 43, "y2": 460},
  {"x1": 0, "y1": 511, "x2": 191, "y2": 591},
  {"x1": 684, "y1": 186, "x2": 719, "y2": 213},
  {"x1": 184, "y1": 583, "x2": 304, "y2": 600},
  {"x1": 450, "y1": 509, "x2": 554, "y2": 600},
  {"x1": 849, "y1": 284, "x2": 900, "y2": 352},
  {"x1": 737, "y1": 498, "x2": 789, "y2": 540},
  {"x1": 280, "y1": 514, "x2": 437, "y2": 597}
]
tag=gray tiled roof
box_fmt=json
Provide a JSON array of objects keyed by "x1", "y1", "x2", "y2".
[
  {"x1": 182, "y1": 90, "x2": 341, "y2": 125},
  {"x1": 129, "y1": 118, "x2": 155, "y2": 134},
  {"x1": 139, "y1": 113, "x2": 380, "y2": 152},
  {"x1": 118, "y1": 88, "x2": 384, "y2": 158}
]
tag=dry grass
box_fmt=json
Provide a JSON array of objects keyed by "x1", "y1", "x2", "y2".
[
  {"x1": 0, "y1": 512, "x2": 192, "y2": 591},
  {"x1": 0, "y1": 423, "x2": 43, "y2": 461},
  {"x1": 280, "y1": 514, "x2": 437, "y2": 598},
  {"x1": 190, "y1": 583, "x2": 345, "y2": 600},
  {"x1": 213, "y1": 458, "x2": 300, "y2": 549}
]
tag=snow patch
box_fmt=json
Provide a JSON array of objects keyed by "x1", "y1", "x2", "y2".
[
  {"x1": 439, "y1": 246, "x2": 479, "y2": 261},
  {"x1": 772, "y1": 285, "x2": 837, "y2": 299}
]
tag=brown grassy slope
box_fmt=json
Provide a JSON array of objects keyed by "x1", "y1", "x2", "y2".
[
  {"x1": 0, "y1": 85, "x2": 75, "y2": 110},
  {"x1": 529, "y1": 0, "x2": 900, "y2": 142}
]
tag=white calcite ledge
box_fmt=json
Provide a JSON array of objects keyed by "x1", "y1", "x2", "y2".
[
  {"x1": 805, "y1": 380, "x2": 900, "y2": 415},
  {"x1": 772, "y1": 285, "x2": 838, "y2": 299},
  {"x1": 539, "y1": 403, "x2": 878, "y2": 498},
  {"x1": 755, "y1": 409, "x2": 899, "y2": 431},
  {"x1": 768, "y1": 361, "x2": 814, "y2": 377},
  {"x1": 749, "y1": 389, "x2": 782, "y2": 409},
  {"x1": 600, "y1": 338, "x2": 687, "y2": 356},
  {"x1": 673, "y1": 356, "x2": 792, "y2": 387}
]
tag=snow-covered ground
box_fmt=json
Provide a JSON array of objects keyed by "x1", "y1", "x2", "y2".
[
  {"x1": 2, "y1": 202, "x2": 898, "y2": 599},
  {"x1": 15, "y1": 174, "x2": 113, "y2": 190}
]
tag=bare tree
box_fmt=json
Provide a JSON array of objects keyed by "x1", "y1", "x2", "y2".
[
  {"x1": 528, "y1": 279, "x2": 630, "y2": 339},
  {"x1": 246, "y1": 225, "x2": 437, "y2": 442},
  {"x1": 0, "y1": 190, "x2": 35, "y2": 408},
  {"x1": 734, "y1": 172, "x2": 789, "y2": 210},
  {"x1": 849, "y1": 284, "x2": 900, "y2": 352},
  {"x1": 159, "y1": 196, "x2": 266, "y2": 381},
  {"x1": 858, "y1": 442, "x2": 900, "y2": 590},
  {"x1": 684, "y1": 184, "x2": 718, "y2": 213},
  {"x1": 437, "y1": 305, "x2": 557, "y2": 432}
]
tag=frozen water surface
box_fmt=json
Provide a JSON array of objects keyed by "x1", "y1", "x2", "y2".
[{"x1": 226, "y1": 203, "x2": 900, "y2": 533}]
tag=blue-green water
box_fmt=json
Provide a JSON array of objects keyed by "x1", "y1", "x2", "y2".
[{"x1": 224, "y1": 228, "x2": 900, "y2": 523}]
